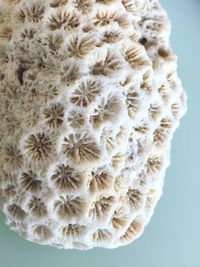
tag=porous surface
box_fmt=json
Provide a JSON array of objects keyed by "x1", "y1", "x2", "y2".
[{"x1": 0, "y1": 0, "x2": 186, "y2": 249}]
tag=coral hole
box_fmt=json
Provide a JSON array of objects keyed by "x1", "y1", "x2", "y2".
[
  {"x1": 158, "y1": 47, "x2": 169, "y2": 58},
  {"x1": 139, "y1": 37, "x2": 147, "y2": 46}
]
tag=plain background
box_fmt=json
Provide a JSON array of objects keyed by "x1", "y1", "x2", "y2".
[{"x1": 0, "y1": 0, "x2": 199, "y2": 266}]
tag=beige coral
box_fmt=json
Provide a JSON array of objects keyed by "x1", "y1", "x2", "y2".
[{"x1": 0, "y1": 0, "x2": 186, "y2": 250}]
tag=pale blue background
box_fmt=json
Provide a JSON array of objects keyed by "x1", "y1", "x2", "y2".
[{"x1": 0, "y1": 1, "x2": 199, "y2": 266}]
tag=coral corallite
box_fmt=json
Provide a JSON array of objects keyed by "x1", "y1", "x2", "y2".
[{"x1": 0, "y1": 0, "x2": 187, "y2": 250}]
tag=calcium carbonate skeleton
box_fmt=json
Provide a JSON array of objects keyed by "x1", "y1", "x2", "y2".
[{"x1": 0, "y1": 0, "x2": 187, "y2": 249}]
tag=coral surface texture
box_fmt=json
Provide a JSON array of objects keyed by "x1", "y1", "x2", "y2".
[{"x1": 0, "y1": 0, "x2": 186, "y2": 249}]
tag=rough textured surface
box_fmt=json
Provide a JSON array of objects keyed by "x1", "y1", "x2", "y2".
[{"x1": 0, "y1": 0, "x2": 186, "y2": 250}]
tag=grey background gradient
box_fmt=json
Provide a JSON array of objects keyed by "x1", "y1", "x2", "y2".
[{"x1": 0, "y1": 0, "x2": 199, "y2": 266}]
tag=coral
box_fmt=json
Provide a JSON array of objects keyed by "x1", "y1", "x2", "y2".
[
  {"x1": 20, "y1": 170, "x2": 42, "y2": 193},
  {"x1": 7, "y1": 204, "x2": 26, "y2": 221},
  {"x1": 54, "y1": 196, "x2": 86, "y2": 220},
  {"x1": 68, "y1": 35, "x2": 96, "y2": 59},
  {"x1": 91, "y1": 52, "x2": 121, "y2": 76},
  {"x1": 89, "y1": 169, "x2": 114, "y2": 194},
  {"x1": 43, "y1": 103, "x2": 64, "y2": 128},
  {"x1": 74, "y1": 0, "x2": 93, "y2": 14},
  {"x1": 24, "y1": 132, "x2": 52, "y2": 161},
  {"x1": 102, "y1": 30, "x2": 123, "y2": 44},
  {"x1": 62, "y1": 133, "x2": 101, "y2": 163},
  {"x1": 120, "y1": 219, "x2": 143, "y2": 244},
  {"x1": 100, "y1": 127, "x2": 115, "y2": 152},
  {"x1": 94, "y1": 11, "x2": 129, "y2": 28},
  {"x1": 51, "y1": 164, "x2": 83, "y2": 193},
  {"x1": 0, "y1": 0, "x2": 186, "y2": 250},
  {"x1": 60, "y1": 224, "x2": 86, "y2": 238},
  {"x1": 50, "y1": 0, "x2": 68, "y2": 8},
  {"x1": 112, "y1": 210, "x2": 128, "y2": 229},
  {"x1": 127, "y1": 189, "x2": 144, "y2": 211},
  {"x1": 92, "y1": 229, "x2": 112, "y2": 242},
  {"x1": 89, "y1": 196, "x2": 114, "y2": 220},
  {"x1": 25, "y1": 2, "x2": 46, "y2": 23},
  {"x1": 71, "y1": 80, "x2": 101, "y2": 107},
  {"x1": 48, "y1": 11, "x2": 80, "y2": 31},
  {"x1": 3, "y1": 185, "x2": 16, "y2": 199},
  {"x1": 123, "y1": 44, "x2": 150, "y2": 69},
  {"x1": 126, "y1": 88, "x2": 140, "y2": 116},
  {"x1": 91, "y1": 94, "x2": 122, "y2": 127},
  {"x1": 33, "y1": 225, "x2": 52, "y2": 241},
  {"x1": 28, "y1": 196, "x2": 48, "y2": 218},
  {"x1": 2, "y1": 144, "x2": 23, "y2": 171},
  {"x1": 67, "y1": 110, "x2": 85, "y2": 129}
]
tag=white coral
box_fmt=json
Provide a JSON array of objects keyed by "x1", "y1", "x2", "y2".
[{"x1": 0, "y1": 0, "x2": 187, "y2": 250}]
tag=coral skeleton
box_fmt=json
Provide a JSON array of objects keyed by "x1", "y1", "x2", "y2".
[{"x1": 0, "y1": 0, "x2": 186, "y2": 249}]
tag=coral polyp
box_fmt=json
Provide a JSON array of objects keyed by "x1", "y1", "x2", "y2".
[
  {"x1": 20, "y1": 170, "x2": 42, "y2": 193},
  {"x1": 24, "y1": 132, "x2": 52, "y2": 161},
  {"x1": 62, "y1": 133, "x2": 101, "y2": 163},
  {"x1": 51, "y1": 164, "x2": 83, "y2": 193}
]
